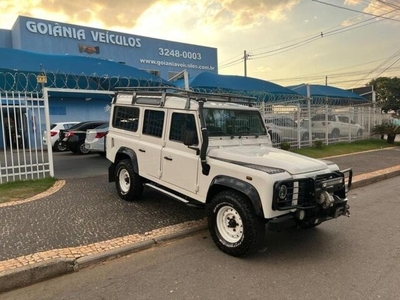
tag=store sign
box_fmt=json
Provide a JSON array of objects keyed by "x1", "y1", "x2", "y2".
[{"x1": 25, "y1": 21, "x2": 141, "y2": 48}]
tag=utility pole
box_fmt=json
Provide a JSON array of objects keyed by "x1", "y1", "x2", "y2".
[
  {"x1": 244, "y1": 50, "x2": 248, "y2": 77},
  {"x1": 325, "y1": 76, "x2": 328, "y2": 86}
]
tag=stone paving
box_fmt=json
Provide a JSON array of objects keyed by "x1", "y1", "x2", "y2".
[
  {"x1": 1, "y1": 147, "x2": 400, "y2": 276},
  {"x1": 0, "y1": 175, "x2": 206, "y2": 262}
]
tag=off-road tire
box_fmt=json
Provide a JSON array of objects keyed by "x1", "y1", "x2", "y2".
[
  {"x1": 207, "y1": 190, "x2": 265, "y2": 257},
  {"x1": 115, "y1": 159, "x2": 143, "y2": 201}
]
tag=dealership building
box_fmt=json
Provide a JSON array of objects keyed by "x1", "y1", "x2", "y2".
[
  {"x1": 0, "y1": 16, "x2": 218, "y2": 150},
  {"x1": 0, "y1": 15, "x2": 218, "y2": 80}
]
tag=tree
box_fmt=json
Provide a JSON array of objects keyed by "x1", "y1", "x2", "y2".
[{"x1": 368, "y1": 77, "x2": 400, "y2": 112}]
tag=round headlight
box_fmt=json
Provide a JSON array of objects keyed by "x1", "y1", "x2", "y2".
[{"x1": 278, "y1": 184, "x2": 288, "y2": 200}]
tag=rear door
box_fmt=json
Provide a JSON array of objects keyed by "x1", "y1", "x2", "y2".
[{"x1": 137, "y1": 109, "x2": 165, "y2": 179}]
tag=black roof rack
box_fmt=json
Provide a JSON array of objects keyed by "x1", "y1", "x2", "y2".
[{"x1": 115, "y1": 86, "x2": 257, "y2": 108}]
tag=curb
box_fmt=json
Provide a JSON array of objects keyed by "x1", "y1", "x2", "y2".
[
  {"x1": 351, "y1": 166, "x2": 400, "y2": 189},
  {"x1": 0, "y1": 224, "x2": 208, "y2": 294},
  {"x1": 0, "y1": 258, "x2": 75, "y2": 294},
  {"x1": 1, "y1": 168, "x2": 399, "y2": 294}
]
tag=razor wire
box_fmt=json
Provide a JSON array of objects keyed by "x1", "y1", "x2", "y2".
[
  {"x1": 0, "y1": 69, "x2": 167, "y2": 93},
  {"x1": 189, "y1": 86, "x2": 371, "y2": 106}
]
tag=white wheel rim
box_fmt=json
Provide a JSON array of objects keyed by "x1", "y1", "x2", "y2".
[
  {"x1": 216, "y1": 205, "x2": 243, "y2": 243},
  {"x1": 119, "y1": 169, "x2": 130, "y2": 194}
]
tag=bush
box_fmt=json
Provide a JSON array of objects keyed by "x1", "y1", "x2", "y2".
[
  {"x1": 313, "y1": 139, "x2": 324, "y2": 149},
  {"x1": 280, "y1": 142, "x2": 291, "y2": 150}
]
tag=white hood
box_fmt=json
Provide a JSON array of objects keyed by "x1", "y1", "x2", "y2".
[{"x1": 208, "y1": 145, "x2": 332, "y2": 175}]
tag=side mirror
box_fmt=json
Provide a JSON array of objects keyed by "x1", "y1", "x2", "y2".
[{"x1": 183, "y1": 130, "x2": 197, "y2": 146}]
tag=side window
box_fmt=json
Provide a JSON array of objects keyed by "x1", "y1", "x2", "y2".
[
  {"x1": 143, "y1": 110, "x2": 165, "y2": 138},
  {"x1": 112, "y1": 106, "x2": 140, "y2": 132},
  {"x1": 169, "y1": 113, "x2": 198, "y2": 145}
]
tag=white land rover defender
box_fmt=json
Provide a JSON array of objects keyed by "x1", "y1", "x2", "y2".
[{"x1": 106, "y1": 87, "x2": 352, "y2": 257}]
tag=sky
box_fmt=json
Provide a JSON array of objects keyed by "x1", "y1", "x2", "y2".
[{"x1": 1, "y1": 0, "x2": 399, "y2": 90}]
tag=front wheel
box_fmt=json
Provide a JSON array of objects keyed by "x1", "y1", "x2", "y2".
[
  {"x1": 207, "y1": 190, "x2": 265, "y2": 257},
  {"x1": 115, "y1": 159, "x2": 143, "y2": 201},
  {"x1": 331, "y1": 129, "x2": 340, "y2": 139}
]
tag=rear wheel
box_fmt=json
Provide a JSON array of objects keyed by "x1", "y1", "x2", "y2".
[
  {"x1": 115, "y1": 159, "x2": 143, "y2": 201},
  {"x1": 207, "y1": 190, "x2": 265, "y2": 257},
  {"x1": 77, "y1": 142, "x2": 90, "y2": 154},
  {"x1": 54, "y1": 140, "x2": 67, "y2": 152}
]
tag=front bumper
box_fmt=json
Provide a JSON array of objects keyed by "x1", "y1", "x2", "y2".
[{"x1": 269, "y1": 169, "x2": 352, "y2": 230}]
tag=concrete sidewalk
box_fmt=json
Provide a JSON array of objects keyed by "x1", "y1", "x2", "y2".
[{"x1": 1, "y1": 147, "x2": 400, "y2": 293}]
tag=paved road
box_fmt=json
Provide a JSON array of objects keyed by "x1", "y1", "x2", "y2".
[{"x1": 3, "y1": 177, "x2": 400, "y2": 300}]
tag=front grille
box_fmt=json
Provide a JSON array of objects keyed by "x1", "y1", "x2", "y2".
[
  {"x1": 272, "y1": 171, "x2": 347, "y2": 211},
  {"x1": 273, "y1": 178, "x2": 314, "y2": 210}
]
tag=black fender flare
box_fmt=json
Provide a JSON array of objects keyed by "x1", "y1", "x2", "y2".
[
  {"x1": 209, "y1": 175, "x2": 264, "y2": 218},
  {"x1": 108, "y1": 147, "x2": 139, "y2": 182}
]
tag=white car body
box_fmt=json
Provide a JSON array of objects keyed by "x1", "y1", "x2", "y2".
[
  {"x1": 84, "y1": 123, "x2": 109, "y2": 154},
  {"x1": 264, "y1": 115, "x2": 309, "y2": 144},
  {"x1": 43, "y1": 122, "x2": 79, "y2": 151},
  {"x1": 311, "y1": 114, "x2": 363, "y2": 138}
]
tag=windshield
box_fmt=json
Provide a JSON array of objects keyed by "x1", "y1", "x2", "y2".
[{"x1": 203, "y1": 108, "x2": 267, "y2": 137}]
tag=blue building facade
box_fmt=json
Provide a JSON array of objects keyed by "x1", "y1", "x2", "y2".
[
  {"x1": 0, "y1": 16, "x2": 219, "y2": 150},
  {"x1": 1, "y1": 16, "x2": 218, "y2": 80}
]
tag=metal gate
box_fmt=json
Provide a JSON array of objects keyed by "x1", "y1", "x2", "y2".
[{"x1": 0, "y1": 90, "x2": 53, "y2": 183}]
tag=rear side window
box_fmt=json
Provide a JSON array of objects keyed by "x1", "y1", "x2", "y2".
[
  {"x1": 112, "y1": 106, "x2": 140, "y2": 132},
  {"x1": 143, "y1": 110, "x2": 165, "y2": 138}
]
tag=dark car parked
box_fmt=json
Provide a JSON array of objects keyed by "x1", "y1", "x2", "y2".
[{"x1": 60, "y1": 121, "x2": 108, "y2": 154}]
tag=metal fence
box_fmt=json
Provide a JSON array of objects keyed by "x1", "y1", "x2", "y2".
[
  {"x1": 257, "y1": 100, "x2": 384, "y2": 148},
  {"x1": 0, "y1": 90, "x2": 53, "y2": 183},
  {"x1": 0, "y1": 69, "x2": 387, "y2": 182}
]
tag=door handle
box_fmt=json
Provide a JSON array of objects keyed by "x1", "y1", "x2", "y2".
[
  {"x1": 164, "y1": 156, "x2": 172, "y2": 161},
  {"x1": 139, "y1": 149, "x2": 146, "y2": 153}
]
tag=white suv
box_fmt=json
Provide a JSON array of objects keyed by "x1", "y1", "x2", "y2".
[
  {"x1": 311, "y1": 114, "x2": 363, "y2": 139},
  {"x1": 106, "y1": 88, "x2": 352, "y2": 257},
  {"x1": 265, "y1": 115, "x2": 309, "y2": 144}
]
